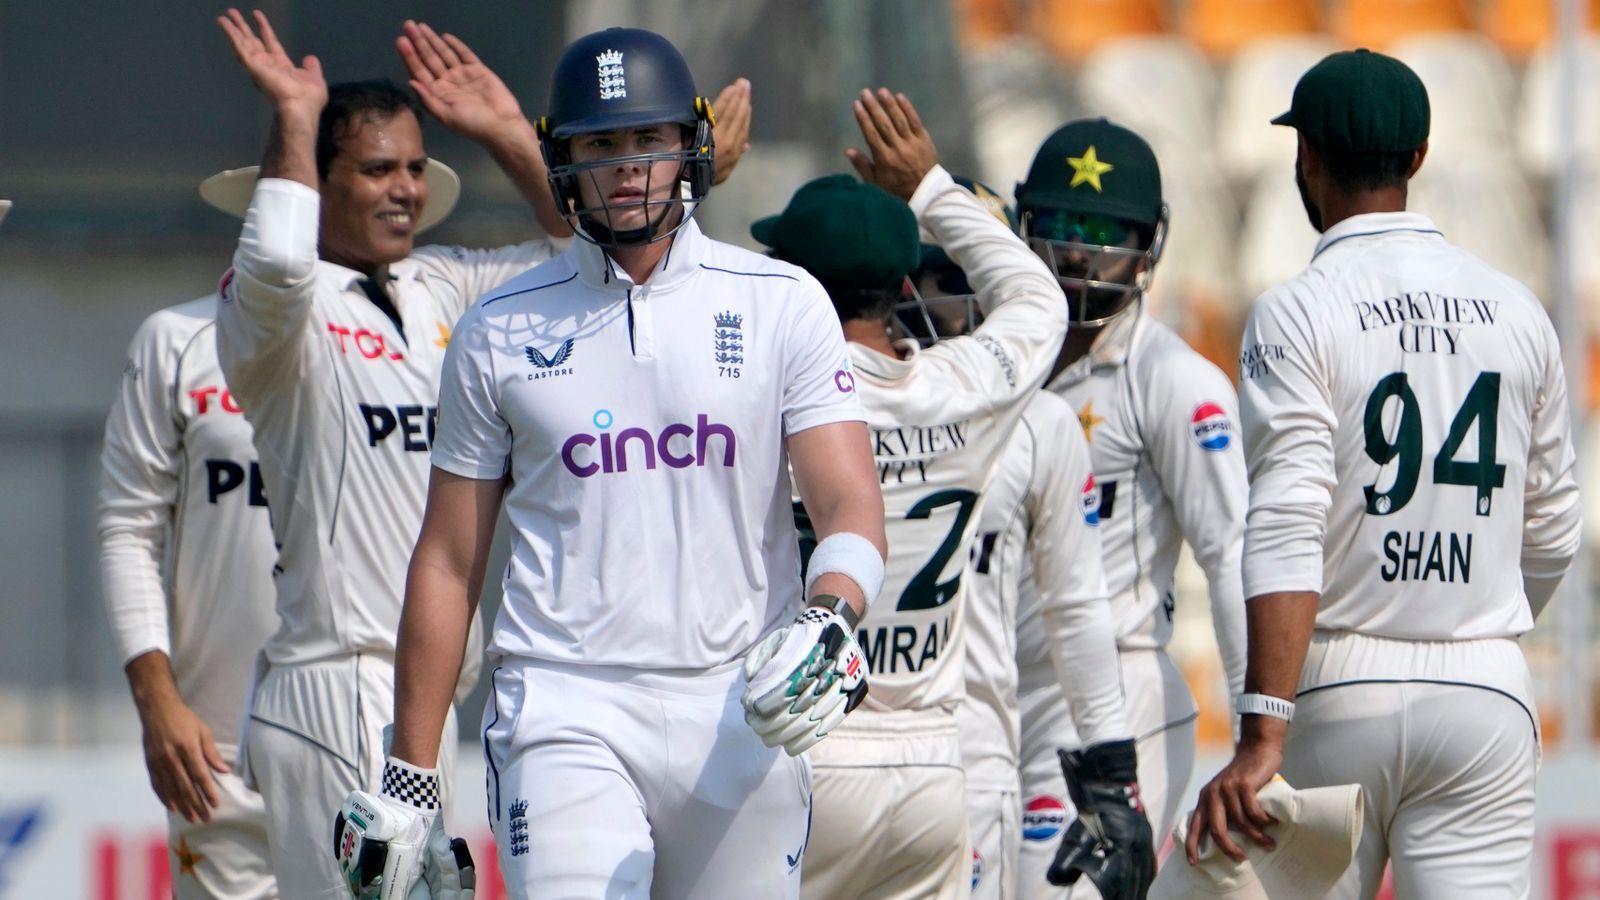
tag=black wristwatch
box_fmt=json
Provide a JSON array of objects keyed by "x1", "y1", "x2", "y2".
[{"x1": 807, "y1": 593, "x2": 862, "y2": 630}]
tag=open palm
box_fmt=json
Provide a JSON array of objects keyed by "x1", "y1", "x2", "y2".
[
  {"x1": 217, "y1": 8, "x2": 326, "y2": 115},
  {"x1": 397, "y1": 20, "x2": 522, "y2": 142}
]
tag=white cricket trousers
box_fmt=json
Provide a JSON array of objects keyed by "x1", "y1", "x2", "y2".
[
  {"x1": 1282, "y1": 631, "x2": 1539, "y2": 900},
  {"x1": 802, "y1": 708, "x2": 971, "y2": 900},
  {"x1": 480, "y1": 657, "x2": 811, "y2": 900},
  {"x1": 1016, "y1": 647, "x2": 1196, "y2": 900},
  {"x1": 244, "y1": 654, "x2": 458, "y2": 900},
  {"x1": 165, "y1": 762, "x2": 275, "y2": 900},
  {"x1": 967, "y1": 786, "x2": 1021, "y2": 900}
]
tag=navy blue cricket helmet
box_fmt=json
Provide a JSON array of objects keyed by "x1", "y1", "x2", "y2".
[{"x1": 537, "y1": 28, "x2": 715, "y2": 248}]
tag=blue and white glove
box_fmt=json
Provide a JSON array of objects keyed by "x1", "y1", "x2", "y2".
[
  {"x1": 741, "y1": 605, "x2": 869, "y2": 756},
  {"x1": 334, "y1": 759, "x2": 475, "y2": 900}
]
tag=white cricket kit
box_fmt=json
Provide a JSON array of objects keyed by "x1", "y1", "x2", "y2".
[
  {"x1": 1017, "y1": 306, "x2": 1250, "y2": 887},
  {"x1": 98, "y1": 296, "x2": 278, "y2": 900},
  {"x1": 221, "y1": 179, "x2": 553, "y2": 900},
  {"x1": 958, "y1": 390, "x2": 1125, "y2": 900},
  {"x1": 1240, "y1": 211, "x2": 1581, "y2": 900},
  {"x1": 802, "y1": 166, "x2": 1067, "y2": 900},
  {"x1": 435, "y1": 216, "x2": 862, "y2": 898}
]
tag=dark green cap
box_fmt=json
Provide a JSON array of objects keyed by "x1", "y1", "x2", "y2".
[
  {"x1": 1014, "y1": 118, "x2": 1164, "y2": 227},
  {"x1": 1272, "y1": 49, "x2": 1430, "y2": 153},
  {"x1": 751, "y1": 175, "x2": 919, "y2": 290}
]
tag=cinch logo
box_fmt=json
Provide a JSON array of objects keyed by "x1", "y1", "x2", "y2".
[
  {"x1": 561, "y1": 409, "x2": 736, "y2": 478},
  {"x1": 1190, "y1": 401, "x2": 1233, "y2": 452},
  {"x1": 1081, "y1": 474, "x2": 1101, "y2": 525},
  {"x1": 1022, "y1": 795, "x2": 1067, "y2": 842}
]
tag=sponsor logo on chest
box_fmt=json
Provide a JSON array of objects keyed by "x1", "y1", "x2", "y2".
[{"x1": 560, "y1": 408, "x2": 737, "y2": 478}]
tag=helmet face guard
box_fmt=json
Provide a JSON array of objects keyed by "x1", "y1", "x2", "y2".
[
  {"x1": 540, "y1": 112, "x2": 714, "y2": 248},
  {"x1": 1022, "y1": 205, "x2": 1168, "y2": 326},
  {"x1": 895, "y1": 285, "x2": 983, "y2": 347}
]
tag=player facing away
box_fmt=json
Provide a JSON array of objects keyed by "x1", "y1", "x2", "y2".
[
  {"x1": 99, "y1": 294, "x2": 279, "y2": 899},
  {"x1": 1189, "y1": 49, "x2": 1581, "y2": 900},
  {"x1": 1011, "y1": 117, "x2": 1251, "y2": 897},
  {"x1": 906, "y1": 190, "x2": 1149, "y2": 899},
  {"x1": 342, "y1": 27, "x2": 886, "y2": 900},
  {"x1": 757, "y1": 89, "x2": 1072, "y2": 899},
  {"x1": 213, "y1": 10, "x2": 577, "y2": 897}
]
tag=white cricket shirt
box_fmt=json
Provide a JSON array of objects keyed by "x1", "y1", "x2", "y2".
[
  {"x1": 958, "y1": 390, "x2": 1126, "y2": 791},
  {"x1": 1240, "y1": 212, "x2": 1581, "y2": 638},
  {"x1": 1046, "y1": 308, "x2": 1249, "y2": 694},
  {"x1": 98, "y1": 296, "x2": 278, "y2": 750},
  {"x1": 431, "y1": 217, "x2": 865, "y2": 669},
  {"x1": 836, "y1": 166, "x2": 1068, "y2": 721},
  {"x1": 219, "y1": 179, "x2": 556, "y2": 666}
]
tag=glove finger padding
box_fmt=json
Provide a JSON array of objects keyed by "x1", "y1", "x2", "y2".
[
  {"x1": 741, "y1": 609, "x2": 869, "y2": 756},
  {"x1": 1046, "y1": 741, "x2": 1156, "y2": 900},
  {"x1": 423, "y1": 829, "x2": 476, "y2": 900}
]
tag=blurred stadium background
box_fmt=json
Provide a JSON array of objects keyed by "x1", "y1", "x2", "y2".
[{"x1": 1, "y1": 0, "x2": 1598, "y2": 895}]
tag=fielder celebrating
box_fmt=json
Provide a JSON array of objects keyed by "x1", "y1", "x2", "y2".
[
  {"x1": 1010, "y1": 118, "x2": 1250, "y2": 896},
  {"x1": 1189, "y1": 49, "x2": 1581, "y2": 900},
  {"x1": 98, "y1": 290, "x2": 279, "y2": 899},
  {"x1": 759, "y1": 90, "x2": 1078, "y2": 899},
  {"x1": 214, "y1": 11, "x2": 580, "y2": 896},
  {"x1": 356, "y1": 26, "x2": 885, "y2": 899}
]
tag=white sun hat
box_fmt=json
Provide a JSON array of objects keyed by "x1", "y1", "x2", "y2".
[
  {"x1": 1153, "y1": 776, "x2": 1364, "y2": 900},
  {"x1": 199, "y1": 160, "x2": 461, "y2": 233}
]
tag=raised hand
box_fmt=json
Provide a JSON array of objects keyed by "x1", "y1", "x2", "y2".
[
  {"x1": 709, "y1": 78, "x2": 751, "y2": 186},
  {"x1": 397, "y1": 20, "x2": 524, "y2": 144},
  {"x1": 845, "y1": 88, "x2": 938, "y2": 202},
  {"x1": 217, "y1": 8, "x2": 326, "y2": 120}
]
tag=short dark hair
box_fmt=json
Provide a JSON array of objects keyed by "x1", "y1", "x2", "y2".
[
  {"x1": 1312, "y1": 141, "x2": 1416, "y2": 193},
  {"x1": 823, "y1": 284, "x2": 899, "y2": 325},
  {"x1": 316, "y1": 80, "x2": 425, "y2": 180}
]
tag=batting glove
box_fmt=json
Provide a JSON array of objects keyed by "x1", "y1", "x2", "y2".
[
  {"x1": 334, "y1": 759, "x2": 476, "y2": 900},
  {"x1": 741, "y1": 606, "x2": 868, "y2": 756},
  {"x1": 1048, "y1": 739, "x2": 1155, "y2": 899}
]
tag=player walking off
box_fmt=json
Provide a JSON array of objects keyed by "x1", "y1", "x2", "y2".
[
  {"x1": 1189, "y1": 49, "x2": 1581, "y2": 900},
  {"x1": 1010, "y1": 118, "x2": 1251, "y2": 897},
  {"x1": 343, "y1": 26, "x2": 886, "y2": 900},
  {"x1": 99, "y1": 293, "x2": 280, "y2": 899},
  {"x1": 213, "y1": 10, "x2": 575, "y2": 896}
]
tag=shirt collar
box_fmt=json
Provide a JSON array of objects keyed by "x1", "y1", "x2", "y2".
[
  {"x1": 1312, "y1": 211, "x2": 1443, "y2": 261},
  {"x1": 319, "y1": 256, "x2": 423, "y2": 294},
  {"x1": 1050, "y1": 303, "x2": 1143, "y2": 388},
  {"x1": 574, "y1": 216, "x2": 709, "y2": 292}
]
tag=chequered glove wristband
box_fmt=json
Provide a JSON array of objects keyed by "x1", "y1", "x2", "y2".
[{"x1": 380, "y1": 758, "x2": 441, "y2": 812}]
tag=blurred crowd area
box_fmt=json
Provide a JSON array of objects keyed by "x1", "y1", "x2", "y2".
[
  {"x1": 1, "y1": 0, "x2": 1597, "y2": 751},
  {"x1": 945, "y1": 0, "x2": 1600, "y2": 748}
]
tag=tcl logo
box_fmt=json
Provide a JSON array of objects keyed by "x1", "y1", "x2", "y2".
[
  {"x1": 189, "y1": 386, "x2": 242, "y2": 416},
  {"x1": 328, "y1": 323, "x2": 404, "y2": 361}
]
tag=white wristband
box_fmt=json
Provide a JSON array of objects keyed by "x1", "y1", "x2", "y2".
[
  {"x1": 805, "y1": 532, "x2": 884, "y2": 610},
  {"x1": 1233, "y1": 692, "x2": 1295, "y2": 722}
]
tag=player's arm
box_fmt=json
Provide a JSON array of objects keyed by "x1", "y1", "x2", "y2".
[
  {"x1": 390, "y1": 468, "x2": 502, "y2": 768},
  {"x1": 848, "y1": 88, "x2": 1066, "y2": 403},
  {"x1": 216, "y1": 10, "x2": 326, "y2": 392},
  {"x1": 790, "y1": 421, "x2": 888, "y2": 619},
  {"x1": 1028, "y1": 421, "x2": 1128, "y2": 745},
  {"x1": 1187, "y1": 288, "x2": 1335, "y2": 865},
  {"x1": 1520, "y1": 313, "x2": 1581, "y2": 617},
  {"x1": 97, "y1": 313, "x2": 227, "y2": 824},
  {"x1": 1144, "y1": 358, "x2": 1250, "y2": 696}
]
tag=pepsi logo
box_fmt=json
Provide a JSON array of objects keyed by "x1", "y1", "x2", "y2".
[
  {"x1": 1190, "y1": 401, "x2": 1232, "y2": 452},
  {"x1": 1081, "y1": 474, "x2": 1101, "y2": 525},
  {"x1": 971, "y1": 848, "x2": 984, "y2": 890},
  {"x1": 1022, "y1": 794, "x2": 1067, "y2": 842}
]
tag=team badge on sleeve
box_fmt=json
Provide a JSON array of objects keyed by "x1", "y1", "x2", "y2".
[
  {"x1": 1189, "y1": 402, "x2": 1233, "y2": 451},
  {"x1": 1023, "y1": 794, "x2": 1068, "y2": 841},
  {"x1": 1081, "y1": 474, "x2": 1101, "y2": 525}
]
